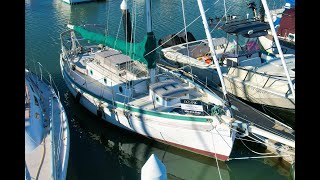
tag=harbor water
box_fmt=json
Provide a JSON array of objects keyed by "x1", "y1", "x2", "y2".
[{"x1": 25, "y1": 0, "x2": 291, "y2": 179}]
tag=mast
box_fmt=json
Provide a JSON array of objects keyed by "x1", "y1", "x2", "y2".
[
  {"x1": 259, "y1": 0, "x2": 265, "y2": 22},
  {"x1": 146, "y1": 0, "x2": 152, "y2": 33},
  {"x1": 260, "y1": 0, "x2": 295, "y2": 100},
  {"x1": 146, "y1": 0, "x2": 156, "y2": 84},
  {"x1": 196, "y1": 0, "x2": 231, "y2": 107},
  {"x1": 120, "y1": 0, "x2": 133, "y2": 43}
]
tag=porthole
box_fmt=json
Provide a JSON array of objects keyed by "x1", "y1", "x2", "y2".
[
  {"x1": 34, "y1": 96, "x2": 39, "y2": 106},
  {"x1": 90, "y1": 70, "x2": 93, "y2": 75},
  {"x1": 30, "y1": 86, "x2": 34, "y2": 92},
  {"x1": 104, "y1": 78, "x2": 107, "y2": 84},
  {"x1": 156, "y1": 96, "x2": 159, "y2": 102}
]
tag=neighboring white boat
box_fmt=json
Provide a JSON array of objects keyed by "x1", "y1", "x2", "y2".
[
  {"x1": 223, "y1": 55, "x2": 295, "y2": 109},
  {"x1": 161, "y1": 19, "x2": 295, "y2": 110},
  {"x1": 160, "y1": 37, "x2": 235, "y2": 87},
  {"x1": 25, "y1": 68, "x2": 70, "y2": 180},
  {"x1": 59, "y1": 0, "x2": 237, "y2": 161}
]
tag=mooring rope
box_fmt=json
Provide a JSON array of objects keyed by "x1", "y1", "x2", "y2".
[
  {"x1": 229, "y1": 154, "x2": 291, "y2": 160},
  {"x1": 211, "y1": 130, "x2": 223, "y2": 180},
  {"x1": 240, "y1": 138, "x2": 275, "y2": 155}
]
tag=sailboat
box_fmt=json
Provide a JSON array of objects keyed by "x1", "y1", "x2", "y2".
[
  {"x1": 160, "y1": 1, "x2": 295, "y2": 111},
  {"x1": 59, "y1": 0, "x2": 238, "y2": 161},
  {"x1": 25, "y1": 67, "x2": 70, "y2": 180},
  {"x1": 59, "y1": 0, "x2": 295, "y2": 166}
]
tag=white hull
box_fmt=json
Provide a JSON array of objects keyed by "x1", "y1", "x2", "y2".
[
  {"x1": 223, "y1": 68, "x2": 295, "y2": 109},
  {"x1": 160, "y1": 57, "x2": 294, "y2": 110},
  {"x1": 60, "y1": 58, "x2": 235, "y2": 161},
  {"x1": 160, "y1": 34, "x2": 295, "y2": 110}
]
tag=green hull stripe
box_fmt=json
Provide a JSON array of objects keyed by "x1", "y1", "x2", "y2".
[{"x1": 63, "y1": 67, "x2": 208, "y2": 122}]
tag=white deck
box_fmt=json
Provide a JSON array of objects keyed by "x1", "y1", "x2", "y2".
[
  {"x1": 69, "y1": 61, "x2": 215, "y2": 114},
  {"x1": 66, "y1": 48, "x2": 216, "y2": 115},
  {"x1": 255, "y1": 55, "x2": 295, "y2": 78},
  {"x1": 25, "y1": 74, "x2": 53, "y2": 179},
  {"x1": 25, "y1": 71, "x2": 69, "y2": 180},
  {"x1": 161, "y1": 37, "x2": 233, "y2": 68}
]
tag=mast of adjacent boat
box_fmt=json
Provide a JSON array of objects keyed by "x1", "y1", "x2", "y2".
[
  {"x1": 260, "y1": 0, "x2": 295, "y2": 100},
  {"x1": 197, "y1": 0, "x2": 295, "y2": 153},
  {"x1": 196, "y1": 0, "x2": 232, "y2": 108},
  {"x1": 145, "y1": 0, "x2": 156, "y2": 84},
  {"x1": 120, "y1": 0, "x2": 132, "y2": 43}
]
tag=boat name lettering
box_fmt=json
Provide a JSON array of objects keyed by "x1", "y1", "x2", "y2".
[{"x1": 181, "y1": 99, "x2": 203, "y2": 115}]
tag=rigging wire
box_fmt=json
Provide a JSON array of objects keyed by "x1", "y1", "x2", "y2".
[
  {"x1": 240, "y1": 138, "x2": 274, "y2": 155},
  {"x1": 235, "y1": 115, "x2": 294, "y2": 140},
  {"x1": 223, "y1": 0, "x2": 227, "y2": 23},
  {"x1": 138, "y1": 0, "x2": 244, "y2": 62},
  {"x1": 180, "y1": 0, "x2": 189, "y2": 58},
  {"x1": 105, "y1": 0, "x2": 112, "y2": 36},
  {"x1": 230, "y1": 126, "x2": 294, "y2": 156},
  {"x1": 114, "y1": 14, "x2": 123, "y2": 49},
  {"x1": 261, "y1": 105, "x2": 291, "y2": 124},
  {"x1": 142, "y1": 8, "x2": 211, "y2": 59},
  {"x1": 133, "y1": 0, "x2": 137, "y2": 61},
  {"x1": 129, "y1": 0, "x2": 136, "y2": 99},
  {"x1": 229, "y1": 154, "x2": 291, "y2": 160},
  {"x1": 186, "y1": 4, "x2": 233, "y2": 55},
  {"x1": 210, "y1": 121, "x2": 233, "y2": 149},
  {"x1": 214, "y1": 0, "x2": 220, "y2": 5},
  {"x1": 180, "y1": 0, "x2": 194, "y2": 82},
  {"x1": 124, "y1": 0, "x2": 129, "y2": 107},
  {"x1": 208, "y1": 109, "x2": 293, "y2": 156},
  {"x1": 211, "y1": 130, "x2": 223, "y2": 180},
  {"x1": 249, "y1": 132, "x2": 294, "y2": 155}
]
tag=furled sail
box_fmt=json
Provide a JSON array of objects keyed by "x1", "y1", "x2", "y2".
[{"x1": 72, "y1": 25, "x2": 157, "y2": 68}]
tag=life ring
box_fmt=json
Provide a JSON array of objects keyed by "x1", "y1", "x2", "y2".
[
  {"x1": 205, "y1": 58, "x2": 212, "y2": 64},
  {"x1": 197, "y1": 56, "x2": 212, "y2": 64},
  {"x1": 203, "y1": 56, "x2": 212, "y2": 64}
]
